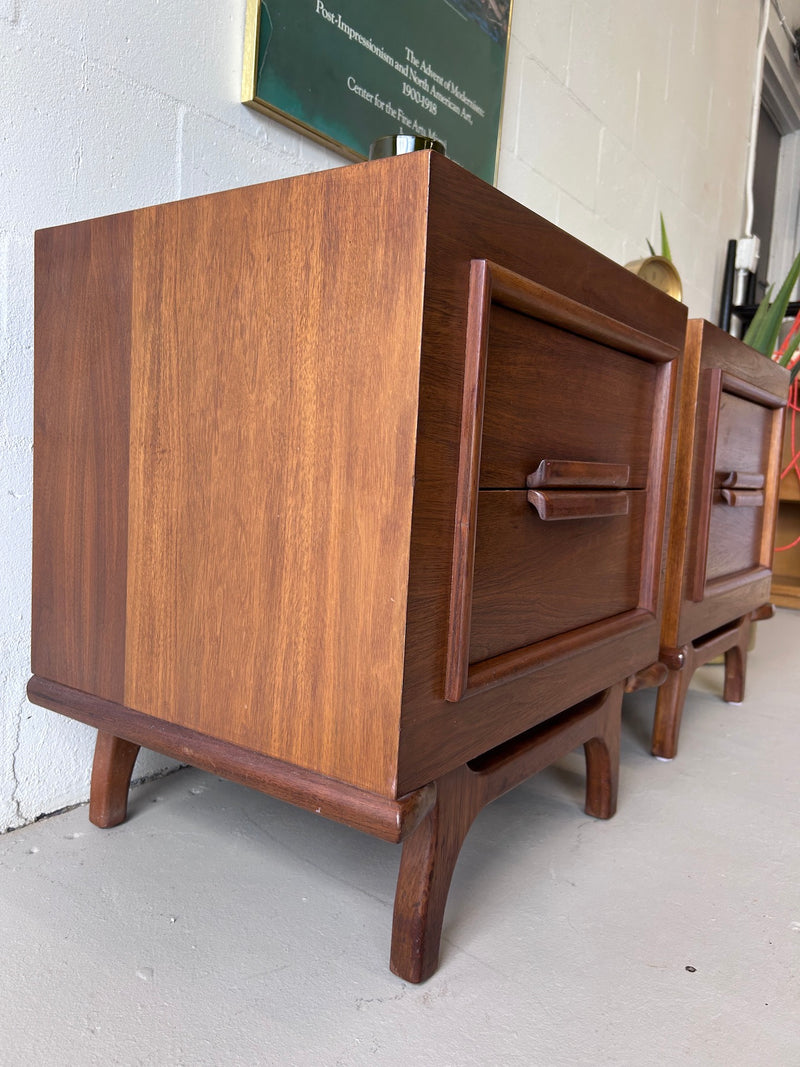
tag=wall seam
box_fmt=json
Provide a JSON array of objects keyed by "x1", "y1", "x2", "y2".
[{"x1": 8, "y1": 696, "x2": 24, "y2": 828}]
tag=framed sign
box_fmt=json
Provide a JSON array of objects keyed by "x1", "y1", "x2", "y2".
[{"x1": 242, "y1": 0, "x2": 512, "y2": 184}]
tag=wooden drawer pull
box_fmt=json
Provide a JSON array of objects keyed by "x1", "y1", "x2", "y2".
[
  {"x1": 526, "y1": 489, "x2": 630, "y2": 521},
  {"x1": 526, "y1": 459, "x2": 630, "y2": 489},
  {"x1": 717, "y1": 471, "x2": 765, "y2": 490},
  {"x1": 719, "y1": 488, "x2": 764, "y2": 508}
]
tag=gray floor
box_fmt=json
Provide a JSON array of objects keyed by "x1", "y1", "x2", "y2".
[{"x1": 2, "y1": 611, "x2": 799, "y2": 1067}]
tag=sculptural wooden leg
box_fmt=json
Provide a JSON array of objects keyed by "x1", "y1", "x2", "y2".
[
  {"x1": 390, "y1": 766, "x2": 481, "y2": 983},
  {"x1": 89, "y1": 730, "x2": 141, "y2": 828},
  {"x1": 653, "y1": 612, "x2": 762, "y2": 758},
  {"x1": 652, "y1": 659, "x2": 692, "y2": 760},
  {"x1": 390, "y1": 684, "x2": 623, "y2": 983},
  {"x1": 723, "y1": 617, "x2": 750, "y2": 704},
  {"x1": 583, "y1": 708, "x2": 620, "y2": 819}
]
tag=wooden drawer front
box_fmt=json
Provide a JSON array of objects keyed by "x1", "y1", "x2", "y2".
[
  {"x1": 705, "y1": 504, "x2": 764, "y2": 583},
  {"x1": 469, "y1": 490, "x2": 646, "y2": 663},
  {"x1": 690, "y1": 370, "x2": 785, "y2": 599},
  {"x1": 715, "y1": 388, "x2": 772, "y2": 484},
  {"x1": 445, "y1": 259, "x2": 680, "y2": 702},
  {"x1": 480, "y1": 305, "x2": 656, "y2": 489}
]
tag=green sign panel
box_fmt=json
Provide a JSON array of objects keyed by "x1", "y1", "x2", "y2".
[{"x1": 242, "y1": 0, "x2": 511, "y2": 184}]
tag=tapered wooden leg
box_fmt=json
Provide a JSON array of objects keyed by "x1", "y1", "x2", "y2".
[
  {"x1": 653, "y1": 612, "x2": 763, "y2": 758},
  {"x1": 89, "y1": 730, "x2": 141, "y2": 828},
  {"x1": 390, "y1": 684, "x2": 624, "y2": 983},
  {"x1": 583, "y1": 691, "x2": 621, "y2": 820},
  {"x1": 652, "y1": 658, "x2": 693, "y2": 760},
  {"x1": 390, "y1": 767, "x2": 481, "y2": 983},
  {"x1": 723, "y1": 617, "x2": 750, "y2": 704}
]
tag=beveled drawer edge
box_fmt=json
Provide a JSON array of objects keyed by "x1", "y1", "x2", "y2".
[
  {"x1": 446, "y1": 260, "x2": 493, "y2": 701},
  {"x1": 445, "y1": 258, "x2": 680, "y2": 703},
  {"x1": 463, "y1": 609, "x2": 655, "y2": 701},
  {"x1": 486, "y1": 260, "x2": 680, "y2": 365}
]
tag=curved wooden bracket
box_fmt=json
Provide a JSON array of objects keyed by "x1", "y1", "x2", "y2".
[{"x1": 624, "y1": 661, "x2": 669, "y2": 692}]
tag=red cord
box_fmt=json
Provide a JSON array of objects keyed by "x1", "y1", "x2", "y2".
[{"x1": 776, "y1": 309, "x2": 800, "y2": 360}]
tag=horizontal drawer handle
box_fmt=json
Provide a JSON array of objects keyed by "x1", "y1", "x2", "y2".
[
  {"x1": 717, "y1": 471, "x2": 765, "y2": 490},
  {"x1": 719, "y1": 488, "x2": 764, "y2": 508},
  {"x1": 526, "y1": 459, "x2": 630, "y2": 489},
  {"x1": 527, "y1": 489, "x2": 630, "y2": 521}
]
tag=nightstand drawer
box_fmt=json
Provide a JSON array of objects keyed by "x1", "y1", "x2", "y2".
[
  {"x1": 714, "y1": 387, "x2": 772, "y2": 481},
  {"x1": 468, "y1": 489, "x2": 646, "y2": 663},
  {"x1": 479, "y1": 305, "x2": 657, "y2": 490},
  {"x1": 444, "y1": 258, "x2": 679, "y2": 703},
  {"x1": 689, "y1": 368, "x2": 785, "y2": 600},
  {"x1": 706, "y1": 502, "x2": 764, "y2": 582},
  {"x1": 706, "y1": 388, "x2": 771, "y2": 581}
]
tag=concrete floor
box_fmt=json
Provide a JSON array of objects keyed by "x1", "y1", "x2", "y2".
[{"x1": 2, "y1": 611, "x2": 798, "y2": 1067}]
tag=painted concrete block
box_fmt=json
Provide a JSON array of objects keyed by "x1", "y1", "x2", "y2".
[
  {"x1": 595, "y1": 129, "x2": 658, "y2": 245},
  {"x1": 517, "y1": 57, "x2": 602, "y2": 209},
  {"x1": 0, "y1": 30, "x2": 180, "y2": 235},
  {"x1": 680, "y1": 129, "x2": 722, "y2": 227},
  {"x1": 567, "y1": 0, "x2": 638, "y2": 143},
  {"x1": 556, "y1": 188, "x2": 626, "y2": 264},
  {"x1": 497, "y1": 36, "x2": 524, "y2": 156},
  {"x1": 179, "y1": 109, "x2": 321, "y2": 200},
  {"x1": 510, "y1": 0, "x2": 573, "y2": 83},
  {"x1": 496, "y1": 149, "x2": 559, "y2": 222}
]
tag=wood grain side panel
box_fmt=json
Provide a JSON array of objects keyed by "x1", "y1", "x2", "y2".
[
  {"x1": 761, "y1": 403, "x2": 786, "y2": 570},
  {"x1": 687, "y1": 367, "x2": 724, "y2": 602},
  {"x1": 659, "y1": 320, "x2": 703, "y2": 644},
  {"x1": 32, "y1": 216, "x2": 132, "y2": 701},
  {"x1": 124, "y1": 161, "x2": 429, "y2": 796}
]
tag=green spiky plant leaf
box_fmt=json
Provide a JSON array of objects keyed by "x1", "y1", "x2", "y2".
[
  {"x1": 659, "y1": 213, "x2": 672, "y2": 263},
  {"x1": 645, "y1": 215, "x2": 673, "y2": 262},
  {"x1": 743, "y1": 249, "x2": 800, "y2": 356},
  {"x1": 742, "y1": 282, "x2": 774, "y2": 349}
]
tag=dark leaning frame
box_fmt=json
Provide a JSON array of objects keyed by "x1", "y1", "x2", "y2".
[{"x1": 240, "y1": 0, "x2": 513, "y2": 184}]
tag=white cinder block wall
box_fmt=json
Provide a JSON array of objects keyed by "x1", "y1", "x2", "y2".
[{"x1": 0, "y1": 1, "x2": 791, "y2": 830}]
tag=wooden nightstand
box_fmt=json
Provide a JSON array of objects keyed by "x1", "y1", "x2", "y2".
[
  {"x1": 29, "y1": 152, "x2": 686, "y2": 981},
  {"x1": 653, "y1": 320, "x2": 789, "y2": 758}
]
